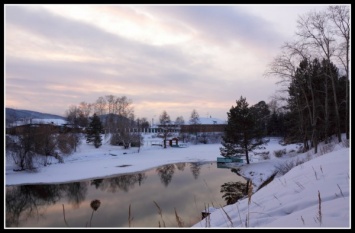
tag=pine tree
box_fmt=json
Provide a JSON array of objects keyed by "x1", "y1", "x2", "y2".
[
  {"x1": 86, "y1": 113, "x2": 103, "y2": 148},
  {"x1": 220, "y1": 96, "x2": 265, "y2": 164}
]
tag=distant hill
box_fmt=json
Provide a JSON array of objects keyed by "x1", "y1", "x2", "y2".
[{"x1": 5, "y1": 108, "x2": 65, "y2": 124}]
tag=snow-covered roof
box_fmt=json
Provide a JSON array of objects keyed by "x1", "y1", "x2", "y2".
[
  {"x1": 187, "y1": 117, "x2": 226, "y2": 125},
  {"x1": 13, "y1": 118, "x2": 68, "y2": 126}
]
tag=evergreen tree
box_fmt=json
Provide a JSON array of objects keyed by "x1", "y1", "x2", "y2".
[
  {"x1": 86, "y1": 113, "x2": 103, "y2": 148},
  {"x1": 220, "y1": 96, "x2": 265, "y2": 164}
]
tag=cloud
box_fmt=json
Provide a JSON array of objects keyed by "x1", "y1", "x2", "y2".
[
  {"x1": 140, "y1": 5, "x2": 285, "y2": 49},
  {"x1": 5, "y1": 4, "x2": 321, "y2": 120}
]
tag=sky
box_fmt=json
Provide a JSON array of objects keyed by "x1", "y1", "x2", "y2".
[
  {"x1": 5, "y1": 4, "x2": 335, "y2": 121},
  {"x1": 5, "y1": 131, "x2": 350, "y2": 228}
]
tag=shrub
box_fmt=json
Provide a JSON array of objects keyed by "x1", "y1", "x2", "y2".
[
  {"x1": 297, "y1": 146, "x2": 305, "y2": 153},
  {"x1": 319, "y1": 143, "x2": 335, "y2": 155},
  {"x1": 274, "y1": 149, "x2": 286, "y2": 158},
  {"x1": 274, "y1": 158, "x2": 306, "y2": 175},
  {"x1": 260, "y1": 151, "x2": 270, "y2": 160},
  {"x1": 342, "y1": 139, "x2": 349, "y2": 148}
]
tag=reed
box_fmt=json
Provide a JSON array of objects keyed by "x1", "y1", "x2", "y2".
[
  {"x1": 153, "y1": 201, "x2": 166, "y2": 227},
  {"x1": 317, "y1": 190, "x2": 322, "y2": 226},
  {"x1": 247, "y1": 179, "x2": 253, "y2": 227},
  {"x1": 174, "y1": 208, "x2": 184, "y2": 227},
  {"x1": 128, "y1": 204, "x2": 133, "y2": 227}
]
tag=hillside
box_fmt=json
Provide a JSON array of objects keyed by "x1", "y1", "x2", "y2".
[{"x1": 5, "y1": 108, "x2": 65, "y2": 124}]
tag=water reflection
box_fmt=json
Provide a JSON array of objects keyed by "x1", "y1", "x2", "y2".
[
  {"x1": 156, "y1": 164, "x2": 176, "y2": 187},
  {"x1": 93, "y1": 173, "x2": 147, "y2": 192},
  {"x1": 189, "y1": 162, "x2": 201, "y2": 179},
  {"x1": 220, "y1": 168, "x2": 247, "y2": 205},
  {"x1": 6, "y1": 162, "x2": 247, "y2": 228}
]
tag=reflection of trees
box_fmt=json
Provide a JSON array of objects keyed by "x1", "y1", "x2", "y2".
[
  {"x1": 220, "y1": 181, "x2": 247, "y2": 205},
  {"x1": 61, "y1": 182, "x2": 88, "y2": 209},
  {"x1": 5, "y1": 184, "x2": 63, "y2": 227},
  {"x1": 137, "y1": 173, "x2": 146, "y2": 186},
  {"x1": 231, "y1": 168, "x2": 241, "y2": 176},
  {"x1": 189, "y1": 162, "x2": 202, "y2": 179},
  {"x1": 156, "y1": 164, "x2": 175, "y2": 187},
  {"x1": 92, "y1": 173, "x2": 147, "y2": 193},
  {"x1": 175, "y1": 162, "x2": 186, "y2": 171},
  {"x1": 91, "y1": 179, "x2": 104, "y2": 189}
]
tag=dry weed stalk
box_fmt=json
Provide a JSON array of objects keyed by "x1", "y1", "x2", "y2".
[
  {"x1": 153, "y1": 201, "x2": 166, "y2": 227},
  {"x1": 273, "y1": 194, "x2": 282, "y2": 205},
  {"x1": 174, "y1": 208, "x2": 184, "y2": 227},
  {"x1": 294, "y1": 181, "x2": 305, "y2": 190},
  {"x1": 62, "y1": 204, "x2": 69, "y2": 227},
  {"x1": 235, "y1": 202, "x2": 243, "y2": 227},
  {"x1": 204, "y1": 204, "x2": 211, "y2": 228},
  {"x1": 128, "y1": 204, "x2": 133, "y2": 227},
  {"x1": 247, "y1": 179, "x2": 253, "y2": 227},
  {"x1": 337, "y1": 184, "x2": 344, "y2": 198},
  {"x1": 219, "y1": 204, "x2": 234, "y2": 227},
  {"x1": 317, "y1": 190, "x2": 322, "y2": 226},
  {"x1": 312, "y1": 166, "x2": 318, "y2": 180}
]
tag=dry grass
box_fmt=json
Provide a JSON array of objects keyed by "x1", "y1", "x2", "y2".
[
  {"x1": 174, "y1": 208, "x2": 184, "y2": 227},
  {"x1": 235, "y1": 202, "x2": 243, "y2": 227},
  {"x1": 128, "y1": 204, "x2": 133, "y2": 227},
  {"x1": 256, "y1": 171, "x2": 278, "y2": 192},
  {"x1": 247, "y1": 179, "x2": 253, "y2": 227},
  {"x1": 337, "y1": 184, "x2": 345, "y2": 198},
  {"x1": 319, "y1": 143, "x2": 335, "y2": 155},
  {"x1": 342, "y1": 139, "x2": 349, "y2": 148},
  {"x1": 254, "y1": 151, "x2": 270, "y2": 160},
  {"x1": 203, "y1": 204, "x2": 211, "y2": 227},
  {"x1": 312, "y1": 166, "x2": 319, "y2": 180},
  {"x1": 301, "y1": 215, "x2": 305, "y2": 225},
  {"x1": 274, "y1": 158, "x2": 306, "y2": 176},
  {"x1": 62, "y1": 204, "x2": 69, "y2": 227},
  {"x1": 317, "y1": 190, "x2": 322, "y2": 226},
  {"x1": 153, "y1": 201, "x2": 166, "y2": 227}
]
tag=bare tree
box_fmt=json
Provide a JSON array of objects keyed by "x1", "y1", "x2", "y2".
[
  {"x1": 12, "y1": 125, "x2": 36, "y2": 171},
  {"x1": 264, "y1": 43, "x2": 314, "y2": 150},
  {"x1": 103, "y1": 95, "x2": 135, "y2": 148},
  {"x1": 57, "y1": 132, "x2": 78, "y2": 155},
  {"x1": 105, "y1": 95, "x2": 116, "y2": 133},
  {"x1": 328, "y1": 5, "x2": 350, "y2": 140},
  {"x1": 33, "y1": 124, "x2": 57, "y2": 166},
  {"x1": 296, "y1": 10, "x2": 342, "y2": 143},
  {"x1": 94, "y1": 96, "x2": 107, "y2": 116},
  {"x1": 175, "y1": 116, "x2": 185, "y2": 130},
  {"x1": 65, "y1": 105, "x2": 82, "y2": 152},
  {"x1": 136, "y1": 117, "x2": 150, "y2": 132},
  {"x1": 189, "y1": 109, "x2": 200, "y2": 144},
  {"x1": 78, "y1": 101, "x2": 92, "y2": 126},
  {"x1": 159, "y1": 110, "x2": 171, "y2": 148}
]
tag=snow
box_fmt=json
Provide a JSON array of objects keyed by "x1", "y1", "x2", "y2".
[
  {"x1": 5, "y1": 133, "x2": 350, "y2": 229},
  {"x1": 12, "y1": 118, "x2": 68, "y2": 126},
  {"x1": 188, "y1": 117, "x2": 227, "y2": 125}
]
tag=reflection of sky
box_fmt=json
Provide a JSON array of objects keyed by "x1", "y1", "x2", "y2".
[{"x1": 7, "y1": 162, "x2": 245, "y2": 228}]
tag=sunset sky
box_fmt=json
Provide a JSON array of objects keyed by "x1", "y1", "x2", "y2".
[{"x1": 5, "y1": 4, "x2": 333, "y2": 122}]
